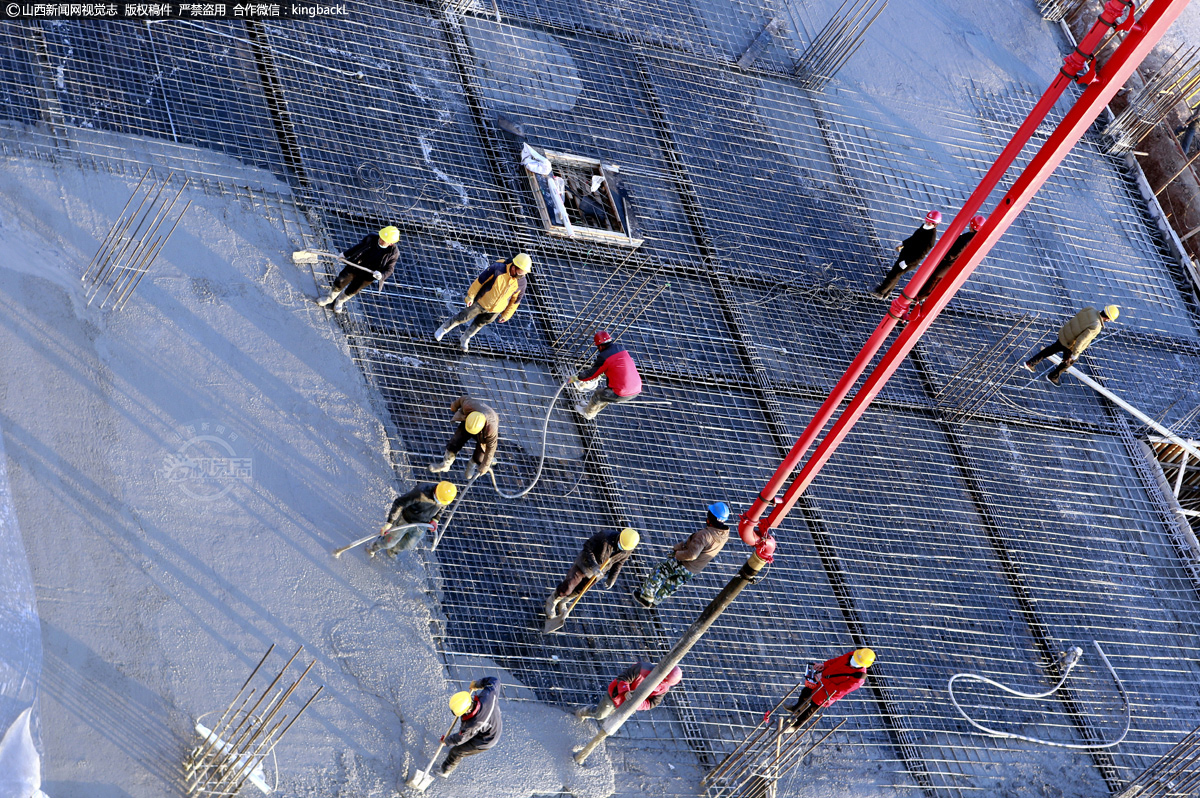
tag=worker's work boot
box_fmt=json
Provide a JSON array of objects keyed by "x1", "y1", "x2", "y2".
[
  {"x1": 428, "y1": 451, "x2": 455, "y2": 473},
  {"x1": 434, "y1": 322, "x2": 450, "y2": 342},
  {"x1": 1022, "y1": 361, "x2": 1035, "y2": 372},
  {"x1": 631, "y1": 589, "x2": 655, "y2": 609},
  {"x1": 316, "y1": 289, "x2": 341, "y2": 307},
  {"x1": 464, "y1": 462, "x2": 478, "y2": 481},
  {"x1": 459, "y1": 331, "x2": 472, "y2": 353},
  {"x1": 1047, "y1": 371, "x2": 1062, "y2": 386},
  {"x1": 332, "y1": 300, "x2": 346, "y2": 314}
]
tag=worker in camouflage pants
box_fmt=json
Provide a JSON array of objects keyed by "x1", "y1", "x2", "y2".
[{"x1": 634, "y1": 502, "x2": 731, "y2": 608}]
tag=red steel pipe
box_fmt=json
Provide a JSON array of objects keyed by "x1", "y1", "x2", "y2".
[{"x1": 751, "y1": 0, "x2": 1188, "y2": 534}]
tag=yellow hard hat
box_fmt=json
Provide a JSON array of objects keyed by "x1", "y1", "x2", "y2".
[
  {"x1": 449, "y1": 691, "x2": 474, "y2": 716},
  {"x1": 512, "y1": 253, "x2": 532, "y2": 273},
  {"x1": 465, "y1": 411, "x2": 487, "y2": 435},
  {"x1": 435, "y1": 481, "x2": 457, "y2": 505},
  {"x1": 1103, "y1": 305, "x2": 1119, "y2": 321},
  {"x1": 378, "y1": 226, "x2": 400, "y2": 245},
  {"x1": 850, "y1": 648, "x2": 876, "y2": 669},
  {"x1": 618, "y1": 528, "x2": 639, "y2": 551}
]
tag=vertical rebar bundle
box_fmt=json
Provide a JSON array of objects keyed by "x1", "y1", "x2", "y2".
[
  {"x1": 184, "y1": 644, "x2": 324, "y2": 797},
  {"x1": 932, "y1": 314, "x2": 1038, "y2": 424},
  {"x1": 1103, "y1": 45, "x2": 1200, "y2": 155},
  {"x1": 791, "y1": 0, "x2": 887, "y2": 92},
  {"x1": 554, "y1": 253, "x2": 671, "y2": 365},
  {"x1": 82, "y1": 168, "x2": 190, "y2": 311},
  {"x1": 702, "y1": 684, "x2": 847, "y2": 798},
  {"x1": 1036, "y1": 0, "x2": 1088, "y2": 23},
  {"x1": 1115, "y1": 725, "x2": 1200, "y2": 798}
]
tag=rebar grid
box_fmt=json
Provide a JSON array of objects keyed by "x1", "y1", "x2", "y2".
[{"x1": 2, "y1": 3, "x2": 1200, "y2": 797}]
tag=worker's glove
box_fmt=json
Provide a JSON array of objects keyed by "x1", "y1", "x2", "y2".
[
  {"x1": 895, "y1": 244, "x2": 903, "y2": 252},
  {"x1": 440, "y1": 735, "x2": 446, "y2": 743},
  {"x1": 896, "y1": 261, "x2": 907, "y2": 269},
  {"x1": 603, "y1": 575, "x2": 618, "y2": 590},
  {"x1": 498, "y1": 316, "x2": 509, "y2": 323},
  {"x1": 380, "y1": 524, "x2": 393, "y2": 534},
  {"x1": 429, "y1": 520, "x2": 439, "y2": 534},
  {"x1": 372, "y1": 270, "x2": 383, "y2": 280},
  {"x1": 582, "y1": 566, "x2": 601, "y2": 579},
  {"x1": 465, "y1": 297, "x2": 474, "y2": 307},
  {"x1": 468, "y1": 680, "x2": 479, "y2": 690}
]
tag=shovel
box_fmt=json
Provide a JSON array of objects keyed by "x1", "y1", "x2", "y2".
[
  {"x1": 407, "y1": 717, "x2": 458, "y2": 792},
  {"x1": 543, "y1": 556, "x2": 612, "y2": 634}
]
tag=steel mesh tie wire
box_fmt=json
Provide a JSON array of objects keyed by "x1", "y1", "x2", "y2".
[{"x1": 948, "y1": 640, "x2": 1131, "y2": 750}]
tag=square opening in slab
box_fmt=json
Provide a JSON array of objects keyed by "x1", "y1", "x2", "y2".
[{"x1": 525, "y1": 149, "x2": 643, "y2": 248}]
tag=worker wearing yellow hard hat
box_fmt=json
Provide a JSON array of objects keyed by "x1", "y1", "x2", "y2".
[
  {"x1": 784, "y1": 648, "x2": 876, "y2": 732},
  {"x1": 316, "y1": 225, "x2": 400, "y2": 314},
  {"x1": 433, "y1": 253, "x2": 532, "y2": 353},
  {"x1": 429, "y1": 395, "x2": 500, "y2": 480},
  {"x1": 1024, "y1": 303, "x2": 1120, "y2": 386},
  {"x1": 369, "y1": 479, "x2": 459, "y2": 558},
  {"x1": 545, "y1": 527, "x2": 641, "y2": 621},
  {"x1": 439, "y1": 677, "x2": 502, "y2": 778}
]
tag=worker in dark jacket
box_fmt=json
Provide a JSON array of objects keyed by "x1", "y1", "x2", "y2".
[
  {"x1": 785, "y1": 648, "x2": 874, "y2": 732},
  {"x1": 434, "y1": 254, "x2": 532, "y2": 352},
  {"x1": 429, "y1": 395, "x2": 500, "y2": 479},
  {"x1": 570, "y1": 330, "x2": 643, "y2": 420},
  {"x1": 915, "y1": 215, "x2": 985, "y2": 301},
  {"x1": 546, "y1": 528, "x2": 640, "y2": 619},
  {"x1": 871, "y1": 211, "x2": 941, "y2": 299},
  {"x1": 317, "y1": 225, "x2": 400, "y2": 314},
  {"x1": 366, "y1": 481, "x2": 456, "y2": 557},
  {"x1": 576, "y1": 662, "x2": 682, "y2": 720},
  {"x1": 1023, "y1": 304, "x2": 1119, "y2": 385},
  {"x1": 634, "y1": 502, "x2": 731, "y2": 608},
  {"x1": 440, "y1": 677, "x2": 501, "y2": 778}
]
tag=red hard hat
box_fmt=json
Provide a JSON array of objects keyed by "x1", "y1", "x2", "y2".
[
  {"x1": 970, "y1": 214, "x2": 986, "y2": 232},
  {"x1": 594, "y1": 330, "x2": 613, "y2": 347},
  {"x1": 924, "y1": 210, "x2": 942, "y2": 225}
]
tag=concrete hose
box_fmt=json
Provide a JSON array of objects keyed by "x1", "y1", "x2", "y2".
[
  {"x1": 488, "y1": 381, "x2": 570, "y2": 500},
  {"x1": 948, "y1": 640, "x2": 1130, "y2": 750}
]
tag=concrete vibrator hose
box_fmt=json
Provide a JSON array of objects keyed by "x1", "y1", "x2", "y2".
[
  {"x1": 948, "y1": 640, "x2": 1130, "y2": 750},
  {"x1": 488, "y1": 381, "x2": 570, "y2": 500}
]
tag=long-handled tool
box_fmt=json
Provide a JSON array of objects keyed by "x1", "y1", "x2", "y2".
[
  {"x1": 330, "y1": 523, "x2": 432, "y2": 559},
  {"x1": 543, "y1": 556, "x2": 612, "y2": 634},
  {"x1": 291, "y1": 248, "x2": 380, "y2": 277},
  {"x1": 407, "y1": 717, "x2": 458, "y2": 792}
]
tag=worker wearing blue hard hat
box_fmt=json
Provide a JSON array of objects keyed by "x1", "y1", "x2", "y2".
[{"x1": 633, "y1": 502, "x2": 732, "y2": 608}]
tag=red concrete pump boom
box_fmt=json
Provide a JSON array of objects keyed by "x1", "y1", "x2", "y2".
[{"x1": 739, "y1": 0, "x2": 1191, "y2": 553}]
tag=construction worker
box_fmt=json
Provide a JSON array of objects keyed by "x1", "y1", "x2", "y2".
[
  {"x1": 576, "y1": 662, "x2": 682, "y2": 720},
  {"x1": 316, "y1": 225, "x2": 399, "y2": 314},
  {"x1": 545, "y1": 527, "x2": 640, "y2": 619},
  {"x1": 433, "y1": 253, "x2": 532, "y2": 352},
  {"x1": 569, "y1": 331, "x2": 643, "y2": 420},
  {"x1": 440, "y1": 677, "x2": 501, "y2": 778},
  {"x1": 429, "y1": 395, "x2": 499, "y2": 480},
  {"x1": 367, "y1": 481, "x2": 456, "y2": 557},
  {"x1": 633, "y1": 502, "x2": 731, "y2": 608},
  {"x1": 1023, "y1": 304, "x2": 1119, "y2": 385},
  {"x1": 871, "y1": 210, "x2": 941, "y2": 300},
  {"x1": 915, "y1": 214, "x2": 985, "y2": 301},
  {"x1": 784, "y1": 648, "x2": 874, "y2": 732}
]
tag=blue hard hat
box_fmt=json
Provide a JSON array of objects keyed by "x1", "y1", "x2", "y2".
[{"x1": 707, "y1": 502, "x2": 731, "y2": 523}]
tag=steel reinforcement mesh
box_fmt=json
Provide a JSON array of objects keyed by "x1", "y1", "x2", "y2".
[{"x1": 4, "y1": 3, "x2": 1200, "y2": 797}]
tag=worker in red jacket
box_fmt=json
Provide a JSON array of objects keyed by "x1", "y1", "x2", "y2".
[
  {"x1": 784, "y1": 648, "x2": 874, "y2": 732},
  {"x1": 575, "y1": 662, "x2": 682, "y2": 720},
  {"x1": 569, "y1": 330, "x2": 642, "y2": 420}
]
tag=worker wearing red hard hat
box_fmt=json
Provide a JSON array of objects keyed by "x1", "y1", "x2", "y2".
[
  {"x1": 568, "y1": 330, "x2": 643, "y2": 420},
  {"x1": 871, "y1": 210, "x2": 941, "y2": 300},
  {"x1": 915, "y1": 214, "x2": 986, "y2": 302},
  {"x1": 784, "y1": 648, "x2": 875, "y2": 732}
]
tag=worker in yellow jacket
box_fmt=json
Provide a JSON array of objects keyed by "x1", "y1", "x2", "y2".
[
  {"x1": 1024, "y1": 304, "x2": 1119, "y2": 385},
  {"x1": 434, "y1": 254, "x2": 532, "y2": 352}
]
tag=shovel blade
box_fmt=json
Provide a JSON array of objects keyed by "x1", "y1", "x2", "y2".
[
  {"x1": 292, "y1": 250, "x2": 320, "y2": 264},
  {"x1": 406, "y1": 770, "x2": 434, "y2": 792},
  {"x1": 542, "y1": 609, "x2": 572, "y2": 634}
]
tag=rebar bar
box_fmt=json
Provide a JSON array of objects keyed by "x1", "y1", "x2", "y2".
[
  {"x1": 1115, "y1": 725, "x2": 1200, "y2": 798},
  {"x1": 792, "y1": 0, "x2": 887, "y2": 92},
  {"x1": 1103, "y1": 45, "x2": 1200, "y2": 155}
]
